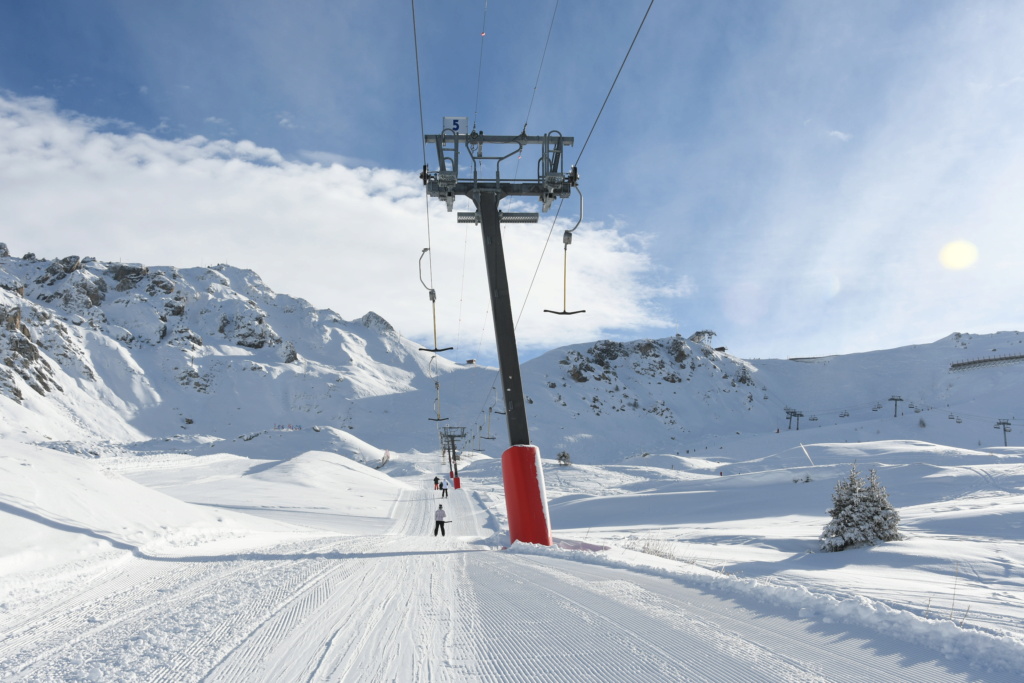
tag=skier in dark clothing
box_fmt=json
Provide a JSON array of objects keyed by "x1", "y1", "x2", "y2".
[
  {"x1": 433, "y1": 475, "x2": 440, "y2": 490},
  {"x1": 434, "y1": 504, "x2": 448, "y2": 536}
]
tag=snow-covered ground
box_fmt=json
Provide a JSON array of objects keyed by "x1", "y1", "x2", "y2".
[
  {"x1": 2, "y1": 436, "x2": 1022, "y2": 681},
  {"x1": 3, "y1": 252, "x2": 1023, "y2": 679}
]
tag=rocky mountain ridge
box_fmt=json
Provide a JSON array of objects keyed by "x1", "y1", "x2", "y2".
[
  {"x1": 2, "y1": 244, "x2": 1021, "y2": 464},
  {"x1": 0, "y1": 245, "x2": 462, "y2": 446}
]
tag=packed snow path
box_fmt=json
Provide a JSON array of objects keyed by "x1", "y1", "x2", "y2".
[{"x1": 0, "y1": 481, "x2": 1012, "y2": 682}]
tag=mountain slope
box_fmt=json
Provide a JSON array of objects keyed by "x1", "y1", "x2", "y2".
[{"x1": 0, "y1": 248, "x2": 466, "y2": 450}]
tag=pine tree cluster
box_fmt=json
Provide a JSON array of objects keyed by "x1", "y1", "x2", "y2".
[{"x1": 820, "y1": 463, "x2": 902, "y2": 552}]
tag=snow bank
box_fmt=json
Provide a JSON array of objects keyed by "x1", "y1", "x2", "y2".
[
  {"x1": 0, "y1": 442, "x2": 302, "y2": 572},
  {"x1": 507, "y1": 541, "x2": 1024, "y2": 675}
]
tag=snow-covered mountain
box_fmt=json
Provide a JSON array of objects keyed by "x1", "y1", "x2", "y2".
[
  {"x1": 2, "y1": 245, "x2": 1022, "y2": 465},
  {"x1": 516, "y1": 329, "x2": 1024, "y2": 462},
  {"x1": 0, "y1": 245, "x2": 466, "y2": 451}
]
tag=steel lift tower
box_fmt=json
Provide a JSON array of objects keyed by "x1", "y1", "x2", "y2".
[
  {"x1": 421, "y1": 118, "x2": 577, "y2": 546},
  {"x1": 441, "y1": 425, "x2": 466, "y2": 485}
]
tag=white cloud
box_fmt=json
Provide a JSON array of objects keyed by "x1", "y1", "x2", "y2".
[{"x1": 0, "y1": 94, "x2": 678, "y2": 360}]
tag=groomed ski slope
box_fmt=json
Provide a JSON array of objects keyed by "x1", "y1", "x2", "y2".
[{"x1": 1, "y1": 452, "x2": 1018, "y2": 683}]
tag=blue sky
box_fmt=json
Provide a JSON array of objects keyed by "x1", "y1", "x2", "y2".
[{"x1": 2, "y1": 1, "x2": 1023, "y2": 363}]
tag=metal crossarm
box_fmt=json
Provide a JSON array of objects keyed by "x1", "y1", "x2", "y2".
[
  {"x1": 457, "y1": 211, "x2": 539, "y2": 224},
  {"x1": 423, "y1": 130, "x2": 575, "y2": 213}
]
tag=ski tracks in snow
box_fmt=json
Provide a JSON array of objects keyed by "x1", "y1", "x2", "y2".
[
  {"x1": 1, "y1": 482, "x2": 1014, "y2": 681},
  {"x1": 203, "y1": 539, "x2": 471, "y2": 682},
  {"x1": 0, "y1": 537, "x2": 363, "y2": 682},
  {"x1": 0, "y1": 486, "x2": 483, "y2": 682},
  {"x1": 195, "y1": 484, "x2": 488, "y2": 682},
  {"x1": 461, "y1": 553, "x2": 848, "y2": 682}
]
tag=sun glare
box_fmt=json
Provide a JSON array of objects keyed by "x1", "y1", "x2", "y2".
[{"x1": 939, "y1": 240, "x2": 978, "y2": 270}]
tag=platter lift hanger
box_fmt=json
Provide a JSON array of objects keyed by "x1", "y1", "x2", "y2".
[
  {"x1": 425, "y1": 354, "x2": 448, "y2": 424},
  {"x1": 481, "y1": 387, "x2": 499, "y2": 442},
  {"x1": 417, "y1": 247, "x2": 453, "y2": 354},
  {"x1": 417, "y1": 249, "x2": 451, "y2": 425},
  {"x1": 544, "y1": 186, "x2": 586, "y2": 316}
]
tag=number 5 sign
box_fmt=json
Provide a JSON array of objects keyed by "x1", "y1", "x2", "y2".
[{"x1": 443, "y1": 116, "x2": 469, "y2": 135}]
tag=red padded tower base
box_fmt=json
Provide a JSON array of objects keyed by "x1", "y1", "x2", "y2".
[{"x1": 501, "y1": 445, "x2": 553, "y2": 546}]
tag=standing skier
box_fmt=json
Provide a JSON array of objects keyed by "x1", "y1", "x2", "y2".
[
  {"x1": 433, "y1": 475, "x2": 440, "y2": 490},
  {"x1": 440, "y1": 478, "x2": 449, "y2": 498},
  {"x1": 434, "y1": 504, "x2": 448, "y2": 536}
]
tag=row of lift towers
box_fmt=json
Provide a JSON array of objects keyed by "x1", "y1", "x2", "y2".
[{"x1": 420, "y1": 118, "x2": 578, "y2": 546}]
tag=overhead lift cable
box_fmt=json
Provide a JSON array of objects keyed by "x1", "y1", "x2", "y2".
[
  {"x1": 411, "y1": 0, "x2": 434, "y2": 292},
  {"x1": 457, "y1": 0, "x2": 492, "y2": 362},
  {"x1": 412, "y1": 1, "x2": 453, "y2": 430},
  {"x1": 522, "y1": 0, "x2": 560, "y2": 134},
  {"x1": 526, "y1": 2, "x2": 654, "y2": 320},
  {"x1": 412, "y1": 0, "x2": 446, "y2": 352},
  {"x1": 574, "y1": 0, "x2": 655, "y2": 167},
  {"x1": 409, "y1": 0, "x2": 442, "y2": 350},
  {"x1": 472, "y1": 0, "x2": 490, "y2": 133}
]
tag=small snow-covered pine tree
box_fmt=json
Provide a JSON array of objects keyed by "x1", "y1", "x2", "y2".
[
  {"x1": 820, "y1": 464, "x2": 866, "y2": 552},
  {"x1": 863, "y1": 468, "x2": 902, "y2": 544},
  {"x1": 820, "y1": 463, "x2": 901, "y2": 552}
]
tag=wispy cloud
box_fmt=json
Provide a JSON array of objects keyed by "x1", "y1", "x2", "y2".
[{"x1": 0, "y1": 94, "x2": 678, "y2": 360}]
